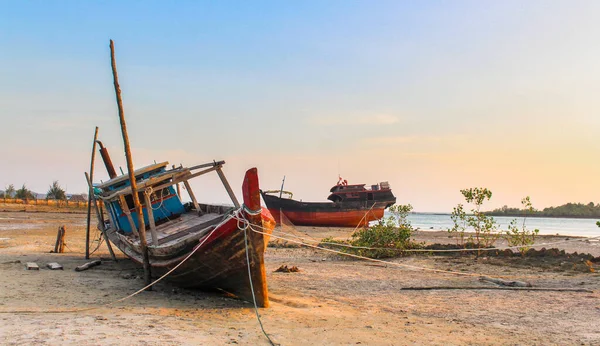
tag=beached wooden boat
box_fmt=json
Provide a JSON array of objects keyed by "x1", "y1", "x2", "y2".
[
  {"x1": 90, "y1": 150, "x2": 274, "y2": 307},
  {"x1": 261, "y1": 180, "x2": 396, "y2": 227}
]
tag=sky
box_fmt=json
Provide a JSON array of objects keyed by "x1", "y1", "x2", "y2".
[{"x1": 1, "y1": 1, "x2": 599, "y2": 212}]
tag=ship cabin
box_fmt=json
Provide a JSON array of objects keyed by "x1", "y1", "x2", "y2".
[
  {"x1": 94, "y1": 159, "x2": 240, "y2": 247},
  {"x1": 97, "y1": 162, "x2": 185, "y2": 235},
  {"x1": 327, "y1": 182, "x2": 394, "y2": 203}
]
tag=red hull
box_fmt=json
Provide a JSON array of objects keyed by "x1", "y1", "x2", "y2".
[{"x1": 269, "y1": 208, "x2": 385, "y2": 227}]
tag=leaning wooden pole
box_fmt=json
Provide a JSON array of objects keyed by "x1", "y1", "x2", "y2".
[
  {"x1": 110, "y1": 39, "x2": 152, "y2": 288},
  {"x1": 85, "y1": 172, "x2": 117, "y2": 262},
  {"x1": 85, "y1": 126, "x2": 99, "y2": 259}
]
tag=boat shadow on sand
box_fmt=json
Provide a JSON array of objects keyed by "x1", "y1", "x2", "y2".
[{"x1": 1, "y1": 253, "x2": 258, "y2": 311}]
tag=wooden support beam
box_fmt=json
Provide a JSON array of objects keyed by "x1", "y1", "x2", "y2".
[
  {"x1": 217, "y1": 167, "x2": 240, "y2": 208},
  {"x1": 187, "y1": 165, "x2": 220, "y2": 181},
  {"x1": 145, "y1": 166, "x2": 220, "y2": 197},
  {"x1": 86, "y1": 126, "x2": 99, "y2": 259},
  {"x1": 118, "y1": 195, "x2": 139, "y2": 237},
  {"x1": 110, "y1": 39, "x2": 150, "y2": 285},
  {"x1": 85, "y1": 172, "x2": 117, "y2": 261},
  {"x1": 144, "y1": 192, "x2": 159, "y2": 246},
  {"x1": 183, "y1": 180, "x2": 200, "y2": 211},
  {"x1": 187, "y1": 160, "x2": 225, "y2": 171}
]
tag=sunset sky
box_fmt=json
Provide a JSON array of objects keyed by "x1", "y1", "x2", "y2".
[{"x1": 1, "y1": 1, "x2": 599, "y2": 212}]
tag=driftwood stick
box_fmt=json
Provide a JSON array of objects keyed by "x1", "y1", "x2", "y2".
[
  {"x1": 110, "y1": 39, "x2": 151, "y2": 288},
  {"x1": 54, "y1": 226, "x2": 64, "y2": 253},
  {"x1": 400, "y1": 286, "x2": 593, "y2": 293},
  {"x1": 480, "y1": 276, "x2": 532, "y2": 287},
  {"x1": 75, "y1": 260, "x2": 102, "y2": 272},
  {"x1": 86, "y1": 126, "x2": 99, "y2": 259},
  {"x1": 58, "y1": 226, "x2": 66, "y2": 253}
]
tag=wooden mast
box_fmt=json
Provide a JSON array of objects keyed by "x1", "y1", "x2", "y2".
[
  {"x1": 279, "y1": 175, "x2": 286, "y2": 199},
  {"x1": 110, "y1": 39, "x2": 152, "y2": 287},
  {"x1": 85, "y1": 126, "x2": 99, "y2": 259}
]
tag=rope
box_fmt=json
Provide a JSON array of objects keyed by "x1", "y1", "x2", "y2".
[
  {"x1": 244, "y1": 212, "x2": 600, "y2": 279},
  {"x1": 240, "y1": 216, "x2": 276, "y2": 346},
  {"x1": 242, "y1": 203, "x2": 262, "y2": 216},
  {"x1": 232, "y1": 215, "x2": 487, "y2": 278},
  {"x1": 351, "y1": 202, "x2": 377, "y2": 233},
  {"x1": 269, "y1": 225, "x2": 600, "y2": 254},
  {"x1": 88, "y1": 234, "x2": 104, "y2": 256},
  {"x1": 144, "y1": 186, "x2": 166, "y2": 211},
  {"x1": 279, "y1": 211, "x2": 318, "y2": 242}
]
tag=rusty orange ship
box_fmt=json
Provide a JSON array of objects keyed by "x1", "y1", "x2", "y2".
[{"x1": 260, "y1": 179, "x2": 396, "y2": 227}]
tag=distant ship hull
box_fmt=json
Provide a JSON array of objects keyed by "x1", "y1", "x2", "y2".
[{"x1": 261, "y1": 192, "x2": 394, "y2": 227}]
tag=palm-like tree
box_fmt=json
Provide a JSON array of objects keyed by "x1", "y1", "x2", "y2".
[
  {"x1": 4, "y1": 184, "x2": 15, "y2": 198},
  {"x1": 15, "y1": 184, "x2": 35, "y2": 200},
  {"x1": 47, "y1": 181, "x2": 66, "y2": 200}
]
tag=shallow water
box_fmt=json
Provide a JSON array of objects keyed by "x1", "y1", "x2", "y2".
[{"x1": 402, "y1": 213, "x2": 600, "y2": 237}]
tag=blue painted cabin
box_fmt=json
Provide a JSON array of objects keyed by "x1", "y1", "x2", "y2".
[{"x1": 97, "y1": 162, "x2": 185, "y2": 234}]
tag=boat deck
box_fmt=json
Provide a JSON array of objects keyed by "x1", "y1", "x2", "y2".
[{"x1": 141, "y1": 212, "x2": 225, "y2": 247}]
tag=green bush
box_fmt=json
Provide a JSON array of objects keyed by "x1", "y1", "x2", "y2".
[
  {"x1": 449, "y1": 187, "x2": 500, "y2": 256},
  {"x1": 321, "y1": 204, "x2": 421, "y2": 259},
  {"x1": 504, "y1": 196, "x2": 539, "y2": 256}
]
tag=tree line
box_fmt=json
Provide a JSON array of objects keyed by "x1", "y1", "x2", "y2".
[
  {"x1": 486, "y1": 202, "x2": 600, "y2": 218},
  {"x1": 2, "y1": 181, "x2": 69, "y2": 200}
]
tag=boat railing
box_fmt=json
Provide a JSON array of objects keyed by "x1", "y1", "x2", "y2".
[
  {"x1": 262, "y1": 190, "x2": 294, "y2": 199},
  {"x1": 97, "y1": 160, "x2": 238, "y2": 214}
]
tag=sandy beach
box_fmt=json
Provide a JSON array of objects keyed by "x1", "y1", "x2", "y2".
[{"x1": 1, "y1": 206, "x2": 599, "y2": 345}]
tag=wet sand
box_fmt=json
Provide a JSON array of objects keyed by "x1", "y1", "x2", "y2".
[{"x1": 1, "y1": 207, "x2": 599, "y2": 345}]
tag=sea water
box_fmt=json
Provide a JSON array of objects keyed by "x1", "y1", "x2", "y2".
[{"x1": 394, "y1": 213, "x2": 600, "y2": 238}]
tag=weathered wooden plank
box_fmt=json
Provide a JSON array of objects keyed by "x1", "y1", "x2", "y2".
[
  {"x1": 26, "y1": 262, "x2": 39, "y2": 270},
  {"x1": 46, "y1": 262, "x2": 63, "y2": 270},
  {"x1": 157, "y1": 213, "x2": 220, "y2": 236}
]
